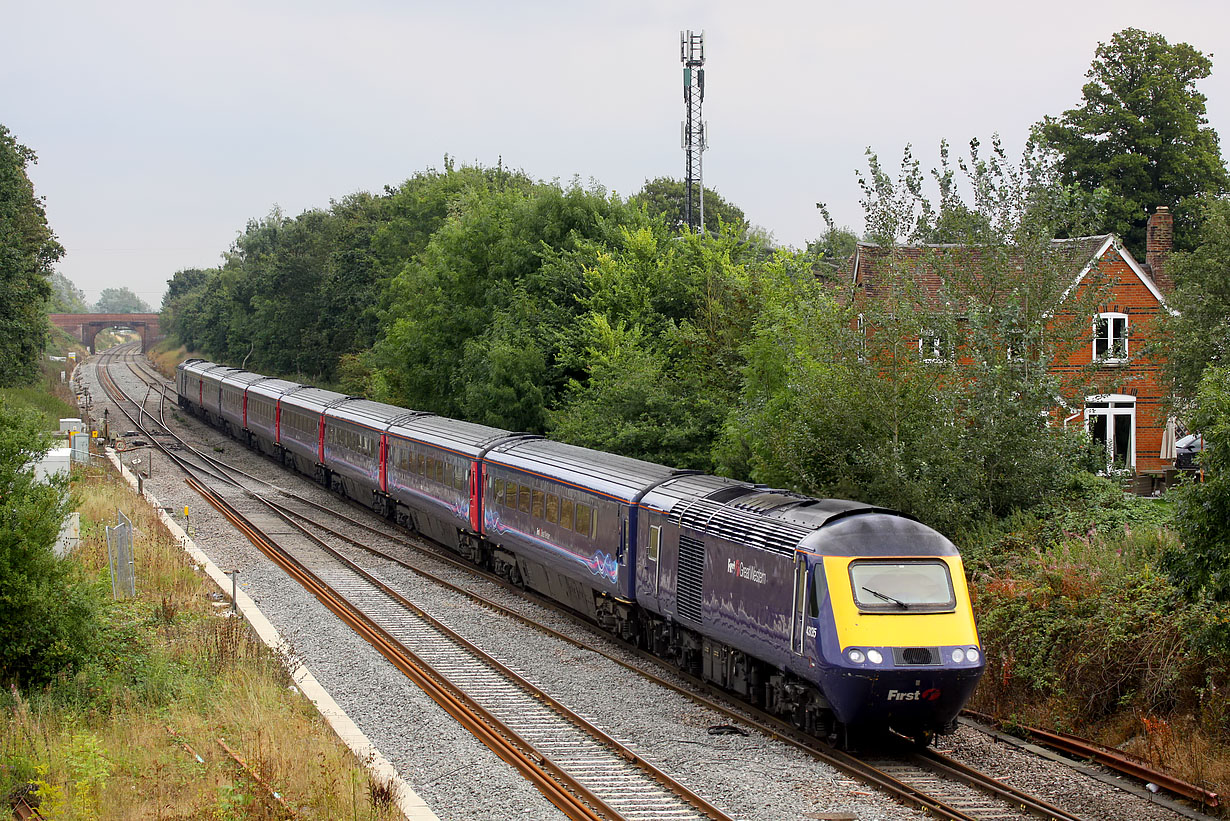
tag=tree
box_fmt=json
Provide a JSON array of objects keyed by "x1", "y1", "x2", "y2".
[
  {"x1": 0, "y1": 124, "x2": 61, "y2": 387},
  {"x1": 93, "y1": 286, "x2": 150, "y2": 313},
  {"x1": 371, "y1": 178, "x2": 646, "y2": 427},
  {"x1": 1039, "y1": 28, "x2": 1229, "y2": 255},
  {"x1": 807, "y1": 203, "x2": 860, "y2": 282},
  {"x1": 551, "y1": 224, "x2": 759, "y2": 471},
  {"x1": 0, "y1": 400, "x2": 99, "y2": 686},
  {"x1": 630, "y1": 177, "x2": 748, "y2": 236},
  {"x1": 1157, "y1": 197, "x2": 1230, "y2": 398},
  {"x1": 721, "y1": 139, "x2": 1106, "y2": 532},
  {"x1": 47, "y1": 271, "x2": 89, "y2": 313},
  {"x1": 1164, "y1": 364, "x2": 1230, "y2": 601}
]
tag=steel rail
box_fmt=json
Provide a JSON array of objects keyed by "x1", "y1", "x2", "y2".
[
  {"x1": 187, "y1": 475, "x2": 733, "y2": 821},
  {"x1": 964, "y1": 710, "x2": 1219, "y2": 808}
]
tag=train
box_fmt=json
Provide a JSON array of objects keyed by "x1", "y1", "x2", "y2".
[{"x1": 177, "y1": 358, "x2": 985, "y2": 744}]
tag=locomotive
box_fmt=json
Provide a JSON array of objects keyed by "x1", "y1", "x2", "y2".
[{"x1": 178, "y1": 358, "x2": 985, "y2": 743}]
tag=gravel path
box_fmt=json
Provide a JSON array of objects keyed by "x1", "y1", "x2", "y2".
[{"x1": 77, "y1": 353, "x2": 1197, "y2": 821}]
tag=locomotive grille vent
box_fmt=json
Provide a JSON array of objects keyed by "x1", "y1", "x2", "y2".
[
  {"x1": 675, "y1": 500, "x2": 808, "y2": 555},
  {"x1": 676, "y1": 535, "x2": 705, "y2": 624},
  {"x1": 894, "y1": 647, "x2": 940, "y2": 666}
]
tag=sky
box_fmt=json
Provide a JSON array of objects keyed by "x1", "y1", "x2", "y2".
[{"x1": 6, "y1": 0, "x2": 1230, "y2": 309}]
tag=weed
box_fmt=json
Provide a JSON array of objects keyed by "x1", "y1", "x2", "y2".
[
  {"x1": 157, "y1": 594, "x2": 178, "y2": 625},
  {"x1": 368, "y1": 774, "x2": 396, "y2": 813}
]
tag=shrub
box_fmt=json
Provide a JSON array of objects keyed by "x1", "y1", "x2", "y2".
[{"x1": 0, "y1": 400, "x2": 100, "y2": 687}]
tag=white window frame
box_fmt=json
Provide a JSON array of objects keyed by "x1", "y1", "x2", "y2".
[
  {"x1": 918, "y1": 330, "x2": 951, "y2": 364},
  {"x1": 1084, "y1": 394, "x2": 1136, "y2": 469},
  {"x1": 1093, "y1": 312, "x2": 1128, "y2": 365}
]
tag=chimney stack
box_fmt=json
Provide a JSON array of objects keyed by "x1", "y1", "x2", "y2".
[{"x1": 1146, "y1": 206, "x2": 1174, "y2": 292}]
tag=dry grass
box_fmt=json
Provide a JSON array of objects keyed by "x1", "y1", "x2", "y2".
[
  {"x1": 147, "y1": 343, "x2": 201, "y2": 381},
  {"x1": 1, "y1": 460, "x2": 404, "y2": 820}
]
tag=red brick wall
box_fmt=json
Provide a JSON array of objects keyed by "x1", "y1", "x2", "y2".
[{"x1": 1050, "y1": 248, "x2": 1170, "y2": 472}]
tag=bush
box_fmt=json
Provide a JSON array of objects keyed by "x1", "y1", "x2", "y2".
[
  {"x1": 0, "y1": 400, "x2": 100, "y2": 687},
  {"x1": 1165, "y1": 365, "x2": 1230, "y2": 601}
]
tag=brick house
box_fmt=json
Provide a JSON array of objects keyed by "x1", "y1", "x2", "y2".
[{"x1": 849, "y1": 208, "x2": 1176, "y2": 480}]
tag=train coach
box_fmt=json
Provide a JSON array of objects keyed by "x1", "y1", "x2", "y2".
[{"x1": 177, "y1": 358, "x2": 985, "y2": 744}]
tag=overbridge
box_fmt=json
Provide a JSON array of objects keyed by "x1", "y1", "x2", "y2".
[{"x1": 48, "y1": 313, "x2": 163, "y2": 353}]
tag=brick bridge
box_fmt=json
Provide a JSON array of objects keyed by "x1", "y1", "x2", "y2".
[{"x1": 48, "y1": 313, "x2": 163, "y2": 353}]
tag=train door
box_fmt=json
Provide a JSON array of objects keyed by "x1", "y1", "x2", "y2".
[
  {"x1": 469, "y1": 459, "x2": 482, "y2": 532},
  {"x1": 790, "y1": 553, "x2": 807, "y2": 656},
  {"x1": 378, "y1": 434, "x2": 388, "y2": 493},
  {"x1": 646, "y1": 524, "x2": 662, "y2": 596}
]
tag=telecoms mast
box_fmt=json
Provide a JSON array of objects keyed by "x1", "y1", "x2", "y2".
[{"x1": 680, "y1": 30, "x2": 707, "y2": 233}]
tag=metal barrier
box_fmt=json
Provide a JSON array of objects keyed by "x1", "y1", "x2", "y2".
[{"x1": 105, "y1": 509, "x2": 136, "y2": 598}]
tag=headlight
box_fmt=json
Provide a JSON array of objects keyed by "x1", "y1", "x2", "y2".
[
  {"x1": 847, "y1": 649, "x2": 865, "y2": 664},
  {"x1": 951, "y1": 648, "x2": 966, "y2": 663},
  {"x1": 967, "y1": 648, "x2": 980, "y2": 663},
  {"x1": 866, "y1": 649, "x2": 883, "y2": 664}
]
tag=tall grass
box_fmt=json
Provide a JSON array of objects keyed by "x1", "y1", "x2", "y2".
[{"x1": 1, "y1": 460, "x2": 403, "y2": 820}]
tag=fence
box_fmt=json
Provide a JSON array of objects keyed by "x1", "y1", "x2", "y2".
[{"x1": 106, "y1": 509, "x2": 136, "y2": 598}]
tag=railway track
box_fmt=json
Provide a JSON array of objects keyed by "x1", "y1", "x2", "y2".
[
  {"x1": 92, "y1": 344, "x2": 1205, "y2": 821},
  {"x1": 95, "y1": 343, "x2": 738, "y2": 821}
]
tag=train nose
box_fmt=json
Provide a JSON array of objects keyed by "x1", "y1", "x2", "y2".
[{"x1": 827, "y1": 662, "x2": 984, "y2": 728}]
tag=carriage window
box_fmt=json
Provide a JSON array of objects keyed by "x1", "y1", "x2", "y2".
[
  {"x1": 494, "y1": 479, "x2": 505, "y2": 504},
  {"x1": 445, "y1": 463, "x2": 454, "y2": 488},
  {"x1": 560, "y1": 498, "x2": 574, "y2": 531},
  {"x1": 455, "y1": 467, "x2": 466, "y2": 491},
  {"x1": 647, "y1": 525, "x2": 661, "y2": 561},
  {"x1": 435, "y1": 459, "x2": 444, "y2": 484},
  {"x1": 848, "y1": 560, "x2": 956, "y2": 613},
  {"x1": 545, "y1": 493, "x2": 559, "y2": 523},
  {"x1": 518, "y1": 484, "x2": 531, "y2": 513},
  {"x1": 531, "y1": 489, "x2": 544, "y2": 518},
  {"x1": 575, "y1": 503, "x2": 593, "y2": 539}
]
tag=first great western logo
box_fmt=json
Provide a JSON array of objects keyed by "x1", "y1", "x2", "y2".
[{"x1": 726, "y1": 558, "x2": 767, "y2": 584}]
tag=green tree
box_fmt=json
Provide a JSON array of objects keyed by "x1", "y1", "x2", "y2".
[
  {"x1": 371, "y1": 179, "x2": 645, "y2": 428},
  {"x1": 0, "y1": 125, "x2": 61, "y2": 387},
  {"x1": 1039, "y1": 28, "x2": 1229, "y2": 255},
  {"x1": 93, "y1": 286, "x2": 150, "y2": 313},
  {"x1": 0, "y1": 401, "x2": 99, "y2": 686},
  {"x1": 630, "y1": 177, "x2": 748, "y2": 236},
  {"x1": 48, "y1": 271, "x2": 89, "y2": 313},
  {"x1": 722, "y1": 139, "x2": 1105, "y2": 531},
  {"x1": 551, "y1": 224, "x2": 758, "y2": 471},
  {"x1": 1165, "y1": 364, "x2": 1230, "y2": 600},
  {"x1": 1157, "y1": 197, "x2": 1230, "y2": 398}
]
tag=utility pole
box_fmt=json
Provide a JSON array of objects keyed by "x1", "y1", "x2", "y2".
[{"x1": 680, "y1": 30, "x2": 707, "y2": 233}]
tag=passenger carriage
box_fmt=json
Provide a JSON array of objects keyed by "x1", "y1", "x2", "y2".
[
  {"x1": 381, "y1": 415, "x2": 512, "y2": 552},
  {"x1": 277, "y1": 386, "x2": 348, "y2": 485},
  {"x1": 243, "y1": 377, "x2": 301, "y2": 457},
  {"x1": 321, "y1": 399, "x2": 418, "y2": 512},
  {"x1": 480, "y1": 438, "x2": 679, "y2": 623},
  {"x1": 218, "y1": 371, "x2": 272, "y2": 440}
]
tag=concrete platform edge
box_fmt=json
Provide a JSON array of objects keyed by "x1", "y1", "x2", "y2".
[{"x1": 106, "y1": 448, "x2": 439, "y2": 821}]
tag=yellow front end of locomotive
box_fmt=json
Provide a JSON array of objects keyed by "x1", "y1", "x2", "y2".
[{"x1": 823, "y1": 555, "x2": 980, "y2": 651}]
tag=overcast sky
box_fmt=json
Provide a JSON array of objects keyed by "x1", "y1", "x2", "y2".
[{"x1": 6, "y1": 1, "x2": 1230, "y2": 309}]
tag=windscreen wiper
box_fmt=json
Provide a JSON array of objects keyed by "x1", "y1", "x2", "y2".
[{"x1": 862, "y1": 586, "x2": 909, "y2": 608}]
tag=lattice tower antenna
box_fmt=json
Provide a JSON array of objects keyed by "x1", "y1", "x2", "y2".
[{"x1": 680, "y1": 30, "x2": 707, "y2": 233}]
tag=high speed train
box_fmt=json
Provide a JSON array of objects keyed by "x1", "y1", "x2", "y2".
[{"x1": 179, "y1": 358, "x2": 985, "y2": 743}]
